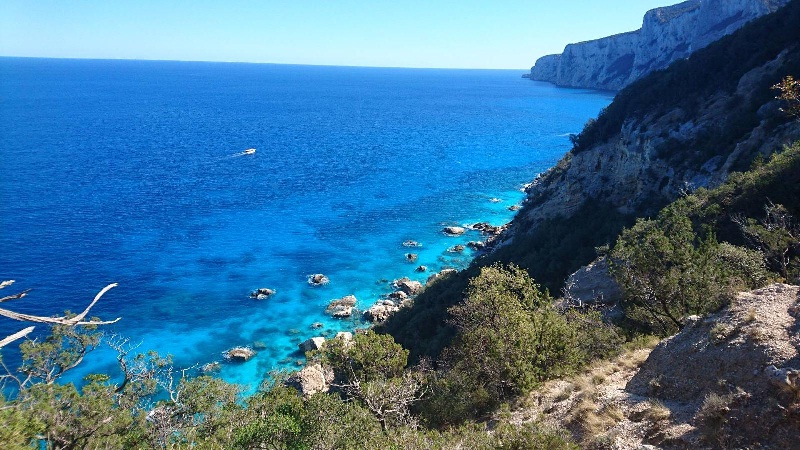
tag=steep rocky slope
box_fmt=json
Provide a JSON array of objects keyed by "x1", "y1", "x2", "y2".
[
  {"x1": 496, "y1": 2, "x2": 800, "y2": 272},
  {"x1": 530, "y1": 0, "x2": 789, "y2": 90},
  {"x1": 515, "y1": 284, "x2": 800, "y2": 449}
]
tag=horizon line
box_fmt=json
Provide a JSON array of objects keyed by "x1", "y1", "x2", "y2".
[{"x1": 0, "y1": 55, "x2": 530, "y2": 72}]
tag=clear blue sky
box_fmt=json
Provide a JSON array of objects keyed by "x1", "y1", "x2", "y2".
[{"x1": 0, "y1": 0, "x2": 674, "y2": 69}]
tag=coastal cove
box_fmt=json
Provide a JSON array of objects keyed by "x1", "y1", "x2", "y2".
[{"x1": 0, "y1": 58, "x2": 613, "y2": 390}]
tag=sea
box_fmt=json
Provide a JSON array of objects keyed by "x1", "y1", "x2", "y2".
[{"x1": 0, "y1": 58, "x2": 613, "y2": 391}]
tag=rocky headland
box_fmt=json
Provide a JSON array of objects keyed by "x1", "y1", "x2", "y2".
[{"x1": 530, "y1": 0, "x2": 790, "y2": 90}]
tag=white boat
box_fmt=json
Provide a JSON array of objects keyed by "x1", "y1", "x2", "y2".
[{"x1": 244, "y1": 148, "x2": 256, "y2": 155}]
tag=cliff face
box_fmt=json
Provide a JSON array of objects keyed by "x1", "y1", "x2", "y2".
[
  {"x1": 494, "y1": 1, "x2": 800, "y2": 270},
  {"x1": 531, "y1": 0, "x2": 789, "y2": 90}
]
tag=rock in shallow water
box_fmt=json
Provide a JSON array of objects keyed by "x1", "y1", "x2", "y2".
[
  {"x1": 443, "y1": 226, "x2": 466, "y2": 236},
  {"x1": 250, "y1": 288, "x2": 276, "y2": 299},
  {"x1": 224, "y1": 347, "x2": 256, "y2": 362},
  {"x1": 308, "y1": 273, "x2": 330, "y2": 286},
  {"x1": 325, "y1": 295, "x2": 357, "y2": 318}
]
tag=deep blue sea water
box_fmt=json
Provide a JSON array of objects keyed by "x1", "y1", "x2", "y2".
[{"x1": 0, "y1": 58, "x2": 612, "y2": 390}]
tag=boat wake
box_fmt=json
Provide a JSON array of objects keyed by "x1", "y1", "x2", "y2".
[{"x1": 229, "y1": 148, "x2": 256, "y2": 158}]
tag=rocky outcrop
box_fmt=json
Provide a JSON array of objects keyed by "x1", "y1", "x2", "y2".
[
  {"x1": 325, "y1": 295, "x2": 357, "y2": 318},
  {"x1": 308, "y1": 273, "x2": 330, "y2": 286},
  {"x1": 299, "y1": 337, "x2": 326, "y2": 353},
  {"x1": 530, "y1": 0, "x2": 789, "y2": 90},
  {"x1": 426, "y1": 269, "x2": 457, "y2": 287},
  {"x1": 223, "y1": 347, "x2": 256, "y2": 362},
  {"x1": 625, "y1": 284, "x2": 800, "y2": 448},
  {"x1": 286, "y1": 363, "x2": 334, "y2": 397},
  {"x1": 250, "y1": 288, "x2": 275, "y2": 300},
  {"x1": 392, "y1": 277, "x2": 423, "y2": 296},
  {"x1": 364, "y1": 301, "x2": 401, "y2": 323},
  {"x1": 442, "y1": 226, "x2": 466, "y2": 236},
  {"x1": 564, "y1": 258, "x2": 621, "y2": 306}
]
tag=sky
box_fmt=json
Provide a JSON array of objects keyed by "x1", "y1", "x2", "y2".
[{"x1": 0, "y1": 0, "x2": 675, "y2": 69}]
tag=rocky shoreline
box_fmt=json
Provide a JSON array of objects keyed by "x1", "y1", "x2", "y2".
[{"x1": 219, "y1": 196, "x2": 523, "y2": 382}]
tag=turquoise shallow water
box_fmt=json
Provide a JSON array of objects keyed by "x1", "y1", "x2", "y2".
[{"x1": 0, "y1": 58, "x2": 613, "y2": 390}]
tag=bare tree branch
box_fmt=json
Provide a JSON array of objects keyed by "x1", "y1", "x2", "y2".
[
  {"x1": 0, "y1": 282, "x2": 121, "y2": 348},
  {"x1": 0, "y1": 326, "x2": 35, "y2": 348}
]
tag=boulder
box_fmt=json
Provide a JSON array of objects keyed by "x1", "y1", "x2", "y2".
[
  {"x1": 467, "y1": 241, "x2": 486, "y2": 251},
  {"x1": 442, "y1": 226, "x2": 466, "y2": 236},
  {"x1": 224, "y1": 347, "x2": 256, "y2": 362},
  {"x1": 564, "y1": 257, "x2": 622, "y2": 306},
  {"x1": 402, "y1": 240, "x2": 421, "y2": 248},
  {"x1": 364, "y1": 303, "x2": 400, "y2": 322},
  {"x1": 250, "y1": 288, "x2": 276, "y2": 299},
  {"x1": 415, "y1": 265, "x2": 427, "y2": 272},
  {"x1": 335, "y1": 331, "x2": 353, "y2": 341},
  {"x1": 447, "y1": 244, "x2": 465, "y2": 253},
  {"x1": 299, "y1": 337, "x2": 326, "y2": 353},
  {"x1": 308, "y1": 273, "x2": 330, "y2": 286},
  {"x1": 387, "y1": 290, "x2": 409, "y2": 302},
  {"x1": 310, "y1": 322, "x2": 324, "y2": 329},
  {"x1": 393, "y1": 277, "x2": 423, "y2": 296},
  {"x1": 508, "y1": 205, "x2": 522, "y2": 211},
  {"x1": 405, "y1": 253, "x2": 418, "y2": 263},
  {"x1": 471, "y1": 222, "x2": 502, "y2": 236},
  {"x1": 325, "y1": 295, "x2": 357, "y2": 318},
  {"x1": 286, "y1": 363, "x2": 334, "y2": 397}
]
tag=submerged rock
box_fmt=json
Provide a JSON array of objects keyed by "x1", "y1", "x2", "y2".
[
  {"x1": 310, "y1": 322, "x2": 324, "y2": 329},
  {"x1": 308, "y1": 273, "x2": 330, "y2": 286},
  {"x1": 201, "y1": 361, "x2": 221, "y2": 374},
  {"x1": 447, "y1": 244, "x2": 465, "y2": 253}
]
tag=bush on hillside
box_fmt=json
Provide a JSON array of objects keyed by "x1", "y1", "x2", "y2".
[{"x1": 418, "y1": 264, "x2": 622, "y2": 426}]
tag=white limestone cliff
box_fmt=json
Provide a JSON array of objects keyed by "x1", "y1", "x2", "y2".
[{"x1": 530, "y1": 0, "x2": 789, "y2": 90}]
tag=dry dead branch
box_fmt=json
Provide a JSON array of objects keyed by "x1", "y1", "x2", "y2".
[{"x1": 0, "y1": 282, "x2": 121, "y2": 348}]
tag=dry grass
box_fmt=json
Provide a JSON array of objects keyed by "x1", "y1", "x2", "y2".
[
  {"x1": 554, "y1": 382, "x2": 575, "y2": 401},
  {"x1": 709, "y1": 322, "x2": 735, "y2": 344},
  {"x1": 642, "y1": 399, "x2": 671, "y2": 422}
]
